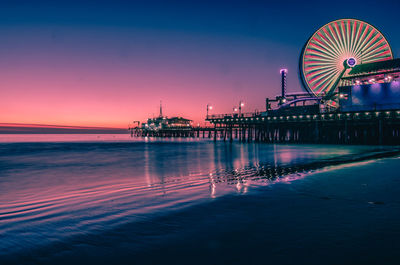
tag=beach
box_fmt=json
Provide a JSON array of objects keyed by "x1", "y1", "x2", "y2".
[{"x1": 0, "y1": 135, "x2": 399, "y2": 264}]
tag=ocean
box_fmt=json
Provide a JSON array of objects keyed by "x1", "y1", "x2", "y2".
[{"x1": 0, "y1": 134, "x2": 399, "y2": 264}]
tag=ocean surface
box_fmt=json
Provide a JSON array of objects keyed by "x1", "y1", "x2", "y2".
[{"x1": 0, "y1": 134, "x2": 399, "y2": 265}]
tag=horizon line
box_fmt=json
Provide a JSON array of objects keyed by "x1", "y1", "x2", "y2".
[{"x1": 0, "y1": 123, "x2": 126, "y2": 130}]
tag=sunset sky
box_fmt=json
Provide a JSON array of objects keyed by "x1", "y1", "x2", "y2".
[{"x1": 1, "y1": 0, "x2": 400, "y2": 128}]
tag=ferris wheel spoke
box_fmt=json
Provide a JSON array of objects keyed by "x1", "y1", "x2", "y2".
[
  {"x1": 349, "y1": 21, "x2": 359, "y2": 54},
  {"x1": 359, "y1": 39, "x2": 387, "y2": 59},
  {"x1": 306, "y1": 63, "x2": 337, "y2": 74},
  {"x1": 314, "y1": 68, "x2": 338, "y2": 84},
  {"x1": 311, "y1": 38, "x2": 340, "y2": 59},
  {"x1": 326, "y1": 24, "x2": 342, "y2": 53},
  {"x1": 349, "y1": 22, "x2": 364, "y2": 56},
  {"x1": 322, "y1": 27, "x2": 343, "y2": 57},
  {"x1": 308, "y1": 67, "x2": 338, "y2": 85},
  {"x1": 306, "y1": 64, "x2": 337, "y2": 74},
  {"x1": 307, "y1": 68, "x2": 336, "y2": 81},
  {"x1": 363, "y1": 51, "x2": 390, "y2": 62},
  {"x1": 359, "y1": 32, "x2": 380, "y2": 57},
  {"x1": 320, "y1": 27, "x2": 345, "y2": 57},
  {"x1": 304, "y1": 55, "x2": 337, "y2": 63},
  {"x1": 308, "y1": 42, "x2": 337, "y2": 58},
  {"x1": 360, "y1": 36, "x2": 387, "y2": 59},
  {"x1": 317, "y1": 30, "x2": 342, "y2": 57},
  {"x1": 346, "y1": 20, "x2": 353, "y2": 53},
  {"x1": 339, "y1": 20, "x2": 349, "y2": 53},
  {"x1": 307, "y1": 48, "x2": 336, "y2": 60},
  {"x1": 332, "y1": 22, "x2": 346, "y2": 55},
  {"x1": 352, "y1": 23, "x2": 370, "y2": 60},
  {"x1": 355, "y1": 27, "x2": 376, "y2": 58},
  {"x1": 354, "y1": 37, "x2": 380, "y2": 59},
  {"x1": 304, "y1": 58, "x2": 338, "y2": 65},
  {"x1": 314, "y1": 72, "x2": 337, "y2": 94},
  {"x1": 305, "y1": 50, "x2": 335, "y2": 61}
]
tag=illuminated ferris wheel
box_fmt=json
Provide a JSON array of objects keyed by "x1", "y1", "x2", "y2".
[{"x1": 299, "y1": 19, "x2": 393, "y2": 100}]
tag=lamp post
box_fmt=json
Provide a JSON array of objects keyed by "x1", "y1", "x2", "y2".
[
  {"x1": 206, "y1": 104, "x2": 213, "y2": 119},
  {"x1": 233, "y1": 107, "x2": 238, "y2": 116},
  {"x1": 238, "y1": 101, "x2": 244, "y2": 116}
]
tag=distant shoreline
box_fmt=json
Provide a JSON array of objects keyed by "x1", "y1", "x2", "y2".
[
  {"x1": 0, "y1": 132, "x2": 129, "y2": 134},
  {"x1": 0, "y1": 126, "x2": 128, "y2": 134}
]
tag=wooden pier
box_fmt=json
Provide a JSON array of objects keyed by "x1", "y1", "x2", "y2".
[
  {"x1": 206, "y1": 110, "x2": 400, "y2": 145},
  {"x1": 132, "y1": 127, "x2": 218, "y2": 138},
  {"x1": 132, "y1": 110, "x2": 400, "y2": 145}
]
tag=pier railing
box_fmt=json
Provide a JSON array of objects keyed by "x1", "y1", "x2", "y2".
[{"x1": 208, "y1": 112, "x2": 259, "y2": 119}]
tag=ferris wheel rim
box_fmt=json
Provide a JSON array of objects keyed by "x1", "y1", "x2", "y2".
[{"x1": 299, "y1": 18, "x2": 394, "y2": 98}]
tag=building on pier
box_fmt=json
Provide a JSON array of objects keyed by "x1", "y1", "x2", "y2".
[
  {"x1": 142, "y1": 116, "x2": 192, "y2": 131},
  {"x1": 339, "y1": 59, "x2": 400, "y2": 112},
  {"x1": 139, "y1": 102, "x2": 193, "y2": 131}
]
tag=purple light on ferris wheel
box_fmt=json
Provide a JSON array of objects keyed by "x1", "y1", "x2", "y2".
[{"x1": 347, "y1": 57, "x2": 357, "y2": 67}]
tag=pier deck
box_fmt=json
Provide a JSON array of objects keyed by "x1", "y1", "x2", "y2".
[
  {"x1": 206, "y1": 110, "x2": 400, "y2": 145},
  {"x1": 132, "y1": 110, "x2": 400, "y2": 145}
]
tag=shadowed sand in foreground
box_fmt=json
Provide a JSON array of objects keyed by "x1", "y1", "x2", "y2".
[{"x1": 0, "y1": 140, "x2": 399, "y2": 265}]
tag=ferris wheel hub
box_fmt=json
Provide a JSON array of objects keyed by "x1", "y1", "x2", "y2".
[{"x1": 346, "y1": 57, "x2": 357, "y2": 68}]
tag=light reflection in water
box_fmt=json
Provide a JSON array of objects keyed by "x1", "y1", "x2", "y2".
[
  {"x1": 209, "y1": 173, "x2": 216, "y2": 199},
  {"x1": 0, "y1": 137, "x2": 392, "y2": 255}
]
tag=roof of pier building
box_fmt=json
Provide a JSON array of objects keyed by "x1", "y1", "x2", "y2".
[
  {"x1": 340, "y1": 58, "x2": 400, "y2": 85},
  {"x1": 342, "y1": 58, "x2": 400, "y2": 79},
  {"x1": 168, "y1": 117, "x2": 192, "y2": 122}
]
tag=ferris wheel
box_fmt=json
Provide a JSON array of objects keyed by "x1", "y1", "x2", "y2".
[{"x1": 299, "y1": 19, "x2": 393, "y2": 100}]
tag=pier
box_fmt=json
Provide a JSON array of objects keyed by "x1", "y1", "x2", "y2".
[
  {"x1": 132, "y1": 127, "x2": 216, "y2": 138},
  {"x1": 206, "y1": 110, "x2": 400, "y2": 145},
  {"x1": 131, "y1": 109, "x2": 400, "y2": 145}
]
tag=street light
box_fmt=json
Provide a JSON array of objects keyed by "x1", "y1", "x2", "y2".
[
  {"x1": 239, "y1": 100, "x2": 244, "y2": 116},
  {"x1": 206, "y1": 104, "x2": 213, "y2": 119},
  {"x1": 233, "y1": 107, "x2": 238, "y2": 116}
]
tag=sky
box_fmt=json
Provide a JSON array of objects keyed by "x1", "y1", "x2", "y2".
[{"x1": 1, "y1": 0, "x2": 400, "y2": 128}]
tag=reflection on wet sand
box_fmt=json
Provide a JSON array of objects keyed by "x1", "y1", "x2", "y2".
[
  {"x1": 205, "y1": 145, "x2": 400, "y2": 198},
  {"x1": 1, "y1": 139, "x2": 398, "y2": 259}
]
